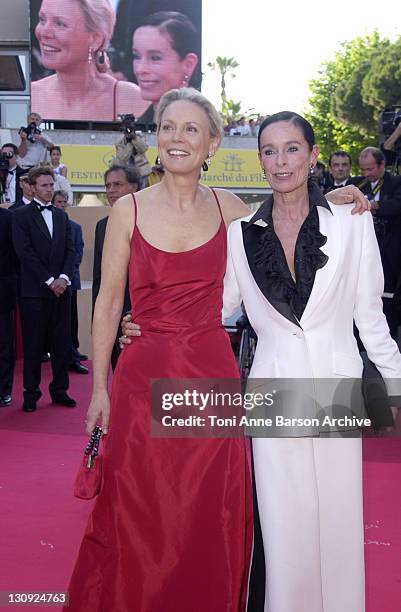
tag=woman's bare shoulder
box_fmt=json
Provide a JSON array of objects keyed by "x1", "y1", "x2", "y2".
[
  {"x1": 116, "y1": 80, "x2": 149, "y2": 117},
  {"x1": 213, "y1": 188, "x2": 250, "y2": 225},
  {"x1": 109, "y1": 194, "x2": 136, "y2": 234},
  {"x1": 31, "y1": 75, "x2": 56, "y2": 94}
]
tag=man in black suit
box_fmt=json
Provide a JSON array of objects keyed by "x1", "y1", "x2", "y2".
[
  {"x1": 8, "y1": 174, "x2": 35, "y2": 210},
  {"x1": 12, "y1": 166, "x2": 76, "y2": 412},
  {"x1": 0, "y1": 143, "x2": 25, "y2": 205},
  {"x1": 324, "y1": 150, "x2": 353, "y2": 194},
  {"x1": 92, "y1": 163, "x2": 139, "y2": 370},
  {"x1": 0, "y1": 208, "x2": 17, "y2": 406},
  {"x1": 355, "y1": 146, "x2": 401, "y2": 338}
]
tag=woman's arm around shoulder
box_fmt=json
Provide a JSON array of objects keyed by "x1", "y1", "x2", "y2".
[
  {"x1": 354, "y1": 211, "x2": 401, "y2": 393},
  {"x1": 213, "y1": 188, "x2": 251, "y2": 227}
]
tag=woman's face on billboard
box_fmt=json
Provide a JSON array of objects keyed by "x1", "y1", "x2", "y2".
[
  {"x1": 35, "y1": 0, "x2": 98, "y2": 72},
  {"x1": 132, "y1": 26, "x2": 198, "y2": 104}
]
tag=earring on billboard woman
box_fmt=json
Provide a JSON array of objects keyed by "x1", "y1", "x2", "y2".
[
  {"x1": 182, "y1": 74, "x2": 190, "y2": 87},
  {"x1": 202, "y1": 152, "x2": 212, "y2": 172},
  {"x1": 88, "y1": 47, "x2": 93, "y2": 64}
]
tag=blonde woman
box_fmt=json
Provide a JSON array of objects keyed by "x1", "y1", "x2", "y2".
[{"x1": 32, "y1": 0, "x2": 147, "y2": 121}]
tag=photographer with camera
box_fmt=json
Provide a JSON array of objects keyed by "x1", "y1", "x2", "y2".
[
  {"x1": 17, "y1": 113, "x2": 54, "y2": 170},
  {"x1": 0, "y1": 143, "x2": 24, "y2": 205},
  {"x1": 380, "y1": 106, "x2": 401, "y2": 172},
  {"x1": 115, "y1": 114, "x2": 151, "y2": 189}
]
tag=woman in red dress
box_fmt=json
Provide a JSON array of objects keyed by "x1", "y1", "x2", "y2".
[{"x1": 65, "y1": 88, "x2": 253, "y2": 612}]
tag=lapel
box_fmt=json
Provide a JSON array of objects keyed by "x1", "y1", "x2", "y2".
[
  {"x1": 242, "y1": 218, "x2": 301, "y2": 327},
  {"x1": 50, "y1": 209, "x2": 63, "y2": 256},
  {"x1": 242, "y1": 184, "x2": 340, "y2": 329},
  {"x1": 30, "y1": 201, "x2": 52, "y2": 241},
  {"x1": 379, "y1": 172, "x2": 391, "y2": 200},
  {"x1": 299, "y1": 203, "x2": 340, "y2": 327}
]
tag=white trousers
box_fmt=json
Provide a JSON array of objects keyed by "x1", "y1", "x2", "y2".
[{"x1": 252, "y1": 437, "x2": 365, "y2": 612}]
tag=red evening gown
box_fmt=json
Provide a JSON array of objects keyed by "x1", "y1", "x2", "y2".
[{"x1": 66, "y1": 191, "x2": 253, "y2": 612}]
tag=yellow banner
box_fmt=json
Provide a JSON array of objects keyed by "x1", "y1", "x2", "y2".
[{"x1": 60, "y1": 144, "x2": 265, "y2": 189}]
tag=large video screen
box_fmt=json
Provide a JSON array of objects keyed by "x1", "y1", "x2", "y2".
[{"x1": 29, "y1": 0, "x2": 202, "y2": 124}]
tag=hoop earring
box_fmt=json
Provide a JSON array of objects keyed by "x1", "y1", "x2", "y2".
[{"x1": 88, "y1": 47, "x2": 93, "y2": 64}]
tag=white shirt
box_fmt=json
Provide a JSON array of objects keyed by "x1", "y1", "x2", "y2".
[
  {"x1": 370, "y1": 180, "x2": 381, "y2": 202},
  {"x1": 33, "y1": 198, "x2": 70, "y2": 287},
  {"x1": 5, "y1": 165, "x2": 17, "y2": 203},
  {"x1": 17, "y1": 137, "x2": 48, "y2": 169},
  {"x1": 34, "y1": 197, "x2": 53, "y2": 237}
]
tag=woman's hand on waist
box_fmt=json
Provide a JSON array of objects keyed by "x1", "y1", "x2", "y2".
[{"x1": 119, "y1": 312, "x2": 142, "y2": 348}]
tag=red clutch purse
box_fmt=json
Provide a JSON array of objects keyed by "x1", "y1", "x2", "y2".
[{"x1": 74, "y1": 426, "x2": 104, "y2": 500}]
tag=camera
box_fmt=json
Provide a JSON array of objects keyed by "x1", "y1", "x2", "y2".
[
  {"x1": 119, "y1": 114, "x2": 137, "y2": 137},
  {"x1": 379, "y1": 105, "x2": 401, "y2": 152},
  {"x1": 19, "y1": 122, "x2": 42, "y2": 143},
  {"x1": 0, "y1": 150, "x2": 13, "y2": 171}
]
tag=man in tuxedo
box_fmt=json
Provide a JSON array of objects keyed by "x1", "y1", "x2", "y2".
[
  {"x1": 0, "y1": 208, "x2": 17, "y2": 406},
  {"x1": 0, "y1": 143, "x2": 24, "y2": 205},
  {"x1": 8, "y1": 174, "x2": 35, "y2": 210},
  {"x1": 12, "y1": 166, "x2": 76, "y2": 412},
  {"x1": 92, "y1": 163, "x2": 140, "y2": 370},
  {"x1": 324, "y1": 150, "x2": 353, "y2": 193},
  {"x1": 355, "y1": 146, "x2": 401, "y2": 338}
]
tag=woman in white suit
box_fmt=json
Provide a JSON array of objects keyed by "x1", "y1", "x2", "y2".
[{"x1": 223, "y1": 111, "x2": 401, "y2": 612}]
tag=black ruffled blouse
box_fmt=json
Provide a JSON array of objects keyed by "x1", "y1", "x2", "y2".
[{"x1": 252, "y1": 185, "x2": 330, "y2": 321}]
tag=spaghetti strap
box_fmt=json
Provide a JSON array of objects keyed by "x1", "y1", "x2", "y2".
[
  {"x1": 210, "y1": 188, "x2": 224, "y2": 221},
  {"x1": 131, "y1": 193, "x2": 137, "y2": 226},
  {"x1": 113, "y1": 79, "x2": 118, "y2": 120}
]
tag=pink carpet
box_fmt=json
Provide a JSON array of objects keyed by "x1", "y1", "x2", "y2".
[{"x1": 0, "y1": 360, "x2": 400, "y2": 611}]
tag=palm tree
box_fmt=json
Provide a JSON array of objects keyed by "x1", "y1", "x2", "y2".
[{"x1": 207, "y1": 56, "x2": 239, "y2": 105}]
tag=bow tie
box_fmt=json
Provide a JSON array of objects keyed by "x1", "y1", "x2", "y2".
[
  {"x1": 8, "y1": 169, "x2": 15, "y2": 175},
  {"x1": 37, "y1": 204, "x2": 53, "y2": 212}
]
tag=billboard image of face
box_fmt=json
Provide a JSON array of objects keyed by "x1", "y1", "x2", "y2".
[{"x1": 30, "y1": 0, "x2": 202, "y2": 124}]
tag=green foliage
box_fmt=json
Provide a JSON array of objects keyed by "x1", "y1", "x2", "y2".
[
  {"x1": 207, "y1": 56, "x2": 243, "y2": 119},
  {"x1": 305, "y1": 31, "x2": 401, "y2": 167},
  {"x1": 207, "y1": 56, "x2": 239, "y2": 103}
]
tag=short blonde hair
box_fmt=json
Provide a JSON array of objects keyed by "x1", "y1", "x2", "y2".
[
  {"x1": 76, "y1": 0, "x2": 116, "y2": 50},
  {"x1": 155, "y1": 88, "x2": 223, "y2": 141}
]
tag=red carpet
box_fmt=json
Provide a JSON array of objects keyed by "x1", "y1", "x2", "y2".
[{"x1": 0, "y1": 360, "x2": 400, "y2": 611}]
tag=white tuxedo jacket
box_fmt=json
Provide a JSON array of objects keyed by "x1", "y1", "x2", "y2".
[{"x1": 223, "y1": 195, "x2": 401, "y2": 395}]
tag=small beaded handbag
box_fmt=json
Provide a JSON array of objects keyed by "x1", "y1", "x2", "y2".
[{"x1": 74, "y1": 426, "x2": 104, "y2": 499}]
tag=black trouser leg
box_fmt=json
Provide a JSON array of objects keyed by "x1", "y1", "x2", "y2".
[
  {"x1": 71, "y1": 289, "x2": 79, "y2": 349},
  {"x1": 0, "y1": 309, "x2": 15, "y2": 396},
  {"x1": 382, "y1": 297, "x2": 399, "y2": 341},
  {"x1": 49, "y1": 291, "x2": 71, "y2": 397},
  {"x1": 247, "y1": 439, "x2": 266, "y2": 611},
  {"x1": 20, "y1": 297, "x2": 47, "y2": 402}
]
